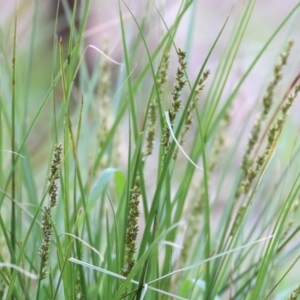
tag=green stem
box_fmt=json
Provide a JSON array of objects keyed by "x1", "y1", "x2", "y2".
[{"x1": 11, "y1": 10, "x2": 18, "y2": 266}]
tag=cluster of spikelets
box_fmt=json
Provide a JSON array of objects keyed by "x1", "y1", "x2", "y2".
[
  {"x1": 144, "y1": 48, "x2": 211, "y2": 164},
  {"x1": 123, "y1": 49, "x2": 211, "y2": 280},
  {"x1": 121, "y1": 182, "x2": 141, "y2": 277},
  {"x1": 231, "y1": 40, "x2": 300, "y2": 237},
  {"x1": 237, "y1": 85, "x2": 299, "y2": 199},
  {"x1": 144, "y1": 52, "x2": 170, "y2": 157},
  {"x1": 39, "y1": 144, "x2": 63, "y2": 280},
  {"x1": 161, "y1": 48, "x2": 187, "y2": 164},
  {"x1": 238, "y1": 39, "x2": 295, "y2": 198}
]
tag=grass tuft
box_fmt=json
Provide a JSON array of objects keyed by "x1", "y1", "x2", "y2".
[{"x1": 1, "y1": 1, "x2": 300, "y2": 299}]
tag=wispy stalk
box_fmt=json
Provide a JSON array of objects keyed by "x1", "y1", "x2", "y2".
[
  {"x1": 231, "y1": 83, "x2": 300, "y2": 236},
  {"x1": 173, "y1": 69, "x2": 210, "y2": 160},
  {"x1": 180, "y1": 101, "x2": 230, "y2": 266},
  {"x1": 97, "y1": 38, "x2": 111, "y2": 150},
  {"x1": 161, "y1": 48, "x2": 187, "y2": 164},
  {"x1": 144, "y1": 52, "x2": 170, "y2": 157},
  {"x1": 11, "y1": 11, "x2": 18, "y2": 263},
  {"x1": 237, "y1": 40, "x2": 294, "y2": 198}
]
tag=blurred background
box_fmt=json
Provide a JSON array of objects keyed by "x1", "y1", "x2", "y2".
[{"x1": 1, "y1": 0, "x2": 299, "y2": 81}]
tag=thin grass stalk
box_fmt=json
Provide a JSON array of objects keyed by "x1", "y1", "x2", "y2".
[
  {"x1": 67, "y1": 0, "x2": 78, "y2": 83},
  {"x1": 131, "y1": 0, "x2": 193, "y2": 96},
  {"x1": 52, "y1": 209, "x2": 83, "y2": 300},
  {"x1": 163, "y1": 17, "x2": 232, "y2": 277},
  {"x1": 120, "y1": 2, "x2": 171, "y2": 222},
  {"x1": 5, "y1": 187, "x2": 51, "y2": 299},
  {"x1": 254, "y1": 69, "x2": 300, "y2": 158},
  {"x1": 52, "y1": 2, "x2": 61, "y2": 143},
  {"x1": 104, "y1": 193, "x2": 121, "y2": 292},
  {"x1": 113, "y1": 223, "x2": 181, "y2": 300},
  {"x1": 89, "y1": 1, "x2": 193, "y2": 186},
  {"x1": 118, "y1": 0, "x2": 139, "y2": 142},
  {"x1": 205, "y1": 0, "x2": 256, "y2": 135},
  {"x1": 0, "y1": 113, "x2": 2, "y2": 209},
  {"x1": 264, "y1": 254, "x2": 300, "y2": 300},
  {"x1": 105, "y1": 209, "x2": 113, "y2": 298},
  {"x1": 193, "y1": 95, "x2": 212, "y2": 290},
  {"x1": 138, "y1": 3, "x2": 230, "y2": 263},
  {"x1": 250, "y1": 122, "x2": 300, "y2": 298},
  {"x1": 121, "y1": 3, "x2": 189, "y2": 276},
  {"x1": 11, "y1": 11, "x2": 18, "y2": 266},
  {"x1": 202, "y1": 6, "x2": 300, "y2": 294},
  {"x1": 22, "y1": 0, "x2": 39, "y2": 139},
  {"x1": 208, "y1": 2, "x2": 300, "y2": 139},
  {"x1": 222, "y1": 84, "x2": 300, "y2": 298},
  {"x1": 0, "y1": 38, "x2": 72, "y2": 214}
]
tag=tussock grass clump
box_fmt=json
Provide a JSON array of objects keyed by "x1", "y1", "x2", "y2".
[{"x1": 1, "y1": 1, "x2": 300, "y2": 300}]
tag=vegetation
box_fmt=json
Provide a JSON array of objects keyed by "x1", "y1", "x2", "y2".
[{"x1": 1, "y1": 1, "x2": 300, "y2": 299}]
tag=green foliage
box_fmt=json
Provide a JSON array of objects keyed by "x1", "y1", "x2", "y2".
[{"x1": 1, "y1": 1, "x2": 300, "y2": 299}]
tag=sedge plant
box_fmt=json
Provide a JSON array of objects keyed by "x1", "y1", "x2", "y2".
[{"x1": 1, "y1": 1, "x2": 300, "y2": 299}]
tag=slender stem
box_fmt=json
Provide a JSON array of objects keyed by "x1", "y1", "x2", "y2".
[{"x1": 11, "y1": 10, "x2": 18, "y2": 264}]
